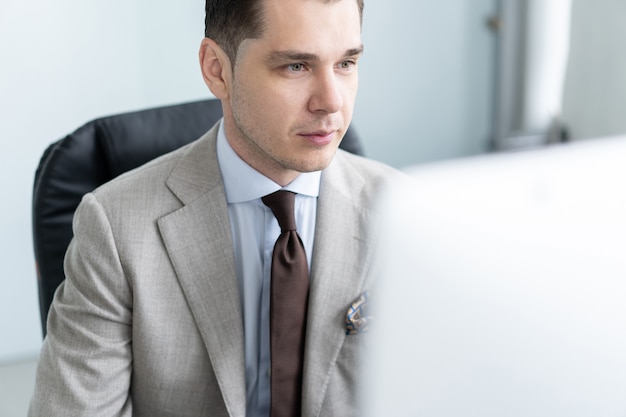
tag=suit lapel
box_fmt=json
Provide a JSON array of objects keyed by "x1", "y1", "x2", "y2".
[
  {"x1": 155, "y1": 132, "x2": 377, "y2": 417},
  {"x1": 303, "y1": 151, "x2": 379, "y2": 417},
  {"x1": 157, "y1": 127, "x2": 246, "y2": 417}
]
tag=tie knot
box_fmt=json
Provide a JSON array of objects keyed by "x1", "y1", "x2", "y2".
[{"x1": 262, "y1": 190, "x2": 297, "y2": 232}]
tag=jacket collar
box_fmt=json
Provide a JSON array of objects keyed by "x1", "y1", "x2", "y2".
[
  {"x1": 158, "y1": 125, "x2": 247, "y2": 417},
  {"x1": 303, "y1": 150, "x2": 380, "y2": 417}
]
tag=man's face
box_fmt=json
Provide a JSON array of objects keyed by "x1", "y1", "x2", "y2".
[{"x1": 222, "y1": 0, "x2": 363, "y2": 185}]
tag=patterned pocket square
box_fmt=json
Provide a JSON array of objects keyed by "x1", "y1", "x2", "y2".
[{"x1": 345, "y1": 292, "x2": 372, "y2": 335}]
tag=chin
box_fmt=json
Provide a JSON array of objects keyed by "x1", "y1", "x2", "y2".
[{"x1": 297, "y1": 152, "x2": 337, "y2": 173}]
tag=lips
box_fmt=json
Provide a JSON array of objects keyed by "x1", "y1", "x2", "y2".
[{"x1": 298, "y1": 129, "x2": 338, "y2": 146}]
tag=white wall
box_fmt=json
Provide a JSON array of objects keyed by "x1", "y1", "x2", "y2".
[
  {"x1": 0, "y1": 0, "x2": 209, "y2": 362},
  {"x1": 561, "y1": 0, "x2": 626, "y2": 140},
  {"x1": 0, "y1": 0, "x2": 496, "y2": 363},
  {"x1": 354, "y1": 0, "x2": 496, "y2": 167}
]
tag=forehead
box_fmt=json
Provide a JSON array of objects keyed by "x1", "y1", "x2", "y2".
[{"x1": 254, "y1": 0, "x2": 362, "y2": 54}]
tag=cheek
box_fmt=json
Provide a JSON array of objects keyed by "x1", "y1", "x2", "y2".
[
  {"x1": 344, "y1": 76, "x2": 359, "y2": 103},
  {"x1": 232, "y1": 81, "x2": 271, "y2": 125},
  {"x1": 274, "y1": 86, "x2": 309, "y2": 109},
  {"x1": 262, "y1": 90, "x2": 308, "y2": 129}
]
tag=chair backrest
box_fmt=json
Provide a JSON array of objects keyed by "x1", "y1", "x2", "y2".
[{"x1": 32, "y1": 98, "x2": 364, "y2": 336}]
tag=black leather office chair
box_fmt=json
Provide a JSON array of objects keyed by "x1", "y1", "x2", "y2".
[{"x1": 32, "y1": 98, "x2": 364, "y2": 336}]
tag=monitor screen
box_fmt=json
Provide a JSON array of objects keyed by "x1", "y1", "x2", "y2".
[{"x1": 363, "y1": 136, "x2": 626, "y2": 416}]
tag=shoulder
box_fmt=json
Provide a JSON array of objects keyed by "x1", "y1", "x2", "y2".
[
  {"x1": 323, "y1": 149, "x2": 406, "y2": 195},
  {"x1": 92, "y1": 128, "x2": 218, "y2": 205},
  {"x1": 76, "y1": 128, "x2": 219, "y2": 231},
  {"x1": 335, "y1": 149, "x2": 401, "y2": 176}
]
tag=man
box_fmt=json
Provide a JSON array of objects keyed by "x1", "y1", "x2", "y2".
[{"x1": 29, "y1": 0, "x2": 400, "y2": 416}]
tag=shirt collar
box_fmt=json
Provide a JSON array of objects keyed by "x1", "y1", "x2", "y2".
[{"x1": 216, "y1": 119, "x2": 321, "y2": 204}]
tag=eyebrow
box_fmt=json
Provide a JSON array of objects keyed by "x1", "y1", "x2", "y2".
[{"x1": 266, "y1": 45, "x2": 364, "y2": 64}]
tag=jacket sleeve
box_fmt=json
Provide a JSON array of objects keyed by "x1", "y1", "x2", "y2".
[{"x1": 29, "y1": 193, "x2": 133, "y2": 417}]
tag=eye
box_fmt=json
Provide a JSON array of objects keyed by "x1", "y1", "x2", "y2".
[
  {"x1": 287, "y1": 63, "x2": 305, "y2": 72},
  {"x1": 339, "y1": 60, "x2": 357, "y2": 70}
]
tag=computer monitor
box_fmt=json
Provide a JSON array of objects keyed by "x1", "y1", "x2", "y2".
[{"x1": 363, "y1": 136, "x2": 626, "y2": 416}]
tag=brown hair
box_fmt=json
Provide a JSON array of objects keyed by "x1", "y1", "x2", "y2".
[{"x1": 204, "y1": 0, "x2": 364, "y2": 64}]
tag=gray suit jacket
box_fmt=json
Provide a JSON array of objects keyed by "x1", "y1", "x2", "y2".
[{"x1": 29, "y1": 124, "x2": 398, "y2": 417}]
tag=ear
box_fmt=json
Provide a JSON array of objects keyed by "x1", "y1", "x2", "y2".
[{"x1": 199, "y1": 37, "x2": 232, "y2": 99}]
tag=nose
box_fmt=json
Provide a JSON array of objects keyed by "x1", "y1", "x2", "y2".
[{"x1": 308, "y1": 70, "x2": 344, "y2": 114}]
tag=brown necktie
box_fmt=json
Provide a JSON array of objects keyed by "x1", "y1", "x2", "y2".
[{"x1": 262, "y1": 190, "x2": 309, "y2": 417}]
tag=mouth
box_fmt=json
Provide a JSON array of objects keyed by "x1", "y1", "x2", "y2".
[{"x1": 298, "y1": 129, "x2": 338, "y2": 146}]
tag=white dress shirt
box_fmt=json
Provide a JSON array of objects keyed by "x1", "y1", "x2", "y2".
[{"x1": 216, "y1": 120, "x2": 321, "y2": 417}]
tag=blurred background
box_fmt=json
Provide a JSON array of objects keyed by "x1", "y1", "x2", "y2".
[{"x1": 1, "y1": 0, "x2": 625, "y2": 414}]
